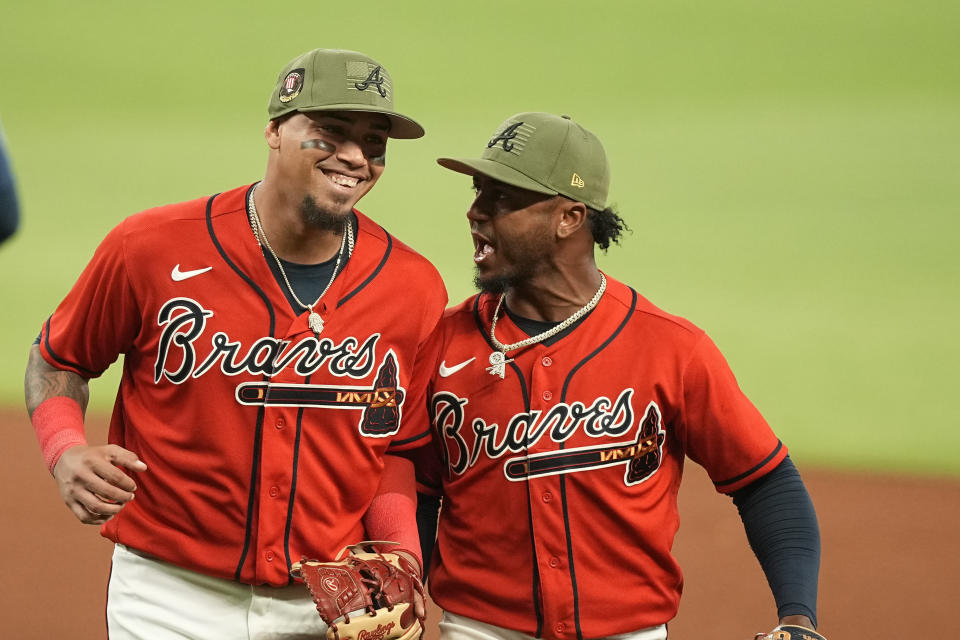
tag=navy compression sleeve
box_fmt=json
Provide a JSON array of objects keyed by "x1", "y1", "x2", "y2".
[
  {"x1": 730, "y1": 455, "x2": 821, "y2": 627},
  {"x1": 416, "y1": 492, "x2": 441, "y2": 579}
]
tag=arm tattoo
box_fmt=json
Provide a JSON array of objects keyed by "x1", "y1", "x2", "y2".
[{"x1": 24, "y1": 345, "x2": 90, "y2": 417}]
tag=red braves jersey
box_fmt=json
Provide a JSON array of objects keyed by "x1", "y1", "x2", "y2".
[
  {"x1": 422, "y1": 275, "x2": 786, "y2": 638},
  {"x1": 39, "y1": 184, "x2": 446, "y2": 586}
]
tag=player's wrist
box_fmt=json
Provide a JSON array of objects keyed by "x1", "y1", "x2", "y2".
[
  {"x1": 31, "y1": 396, "x2": 87, "y2": 473},
  {"x1": 779, "y1": 615, "x2": 815, "y2": 628}
]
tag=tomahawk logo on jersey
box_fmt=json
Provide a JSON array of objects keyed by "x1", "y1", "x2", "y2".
[{"x1": 421, "y1": 275, "x2": 786, "y2": 638}]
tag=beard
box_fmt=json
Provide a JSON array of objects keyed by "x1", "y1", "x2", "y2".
[
  {"x1": 473, "y1": 234, "x2": 553, "y2": 295},
  {"x1": 300, "y1": 194, "x2": 351, "y2": 232},
  {"x1": 474, "y1": 264, "x2": 539, "y2": 295}
]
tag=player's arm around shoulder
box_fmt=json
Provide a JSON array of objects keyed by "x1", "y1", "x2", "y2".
[{"x1": 25, "y1": 344, "x2": 147, "y2": 526}]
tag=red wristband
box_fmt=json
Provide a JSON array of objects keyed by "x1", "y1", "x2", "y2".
[
  {"x1": 31, "y1": 396, "x2": 87, "y2": 473},
  {"x1": 363, "y1": 455, "x2": 422, "y2": 567}
]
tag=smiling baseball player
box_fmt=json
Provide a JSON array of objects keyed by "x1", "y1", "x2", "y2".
[
  {"x1": 418, "y1": 112, "x2": 825, "y2": 640},
  {"x1": 25, "y1": 49, "x2": 444, "y2": 638}
]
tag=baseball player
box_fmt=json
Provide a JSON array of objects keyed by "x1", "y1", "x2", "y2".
[
  {"x1": 417, "y1": 113, "x2": 824, "y2": 640},
  {"x1": 0, "y1": 119, "x2": 20, "y2": 245},
  {"x1": 24, "y1": 49, "x2": 445, "y2": 638}
]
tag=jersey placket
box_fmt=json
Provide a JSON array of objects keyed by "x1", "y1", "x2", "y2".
[
  {"x1": 523, "y1": 345, "x2": 577, "y2": 639},
  {"x1": 254, "y1": 315, "x2": 311, "y2": 584}
]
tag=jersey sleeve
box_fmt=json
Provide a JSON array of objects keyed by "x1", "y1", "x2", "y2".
[
  {"x1": 388, "y1": 280, "x2": 447, "y2": 453},
  {"x1": 38, "y1": 220, "x2": 141, "y2": 378},
  {"x1": 678, "y1": 333, "x2": 787, "y2": 493}
]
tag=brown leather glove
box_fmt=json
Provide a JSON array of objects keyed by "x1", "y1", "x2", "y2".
[
  {"x1": 291, "y1": 541, "x2": 425, "y2": 640},
  {"x1": 754, "y1": 625, "x2": 827, "y2": 640}
]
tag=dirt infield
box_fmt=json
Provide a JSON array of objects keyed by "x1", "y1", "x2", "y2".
[{"x1": 3, "y1": 408, "x2": 955, "y2": 639}]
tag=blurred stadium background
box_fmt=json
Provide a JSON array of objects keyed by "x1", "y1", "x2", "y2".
[{"x1": 1, "y1": 1, "x2": 957, "y2": 637}]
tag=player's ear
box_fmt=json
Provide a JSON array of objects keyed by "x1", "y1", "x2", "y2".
[
  {"x1": 556, "y1": 199, "x2": 589, "y2": 240},
  {"x1": 265, "y1": 119, "x2": 282, "y2": 150}
]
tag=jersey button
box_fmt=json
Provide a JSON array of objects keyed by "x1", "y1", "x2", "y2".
[
  {"x1": 555, "y1": 623, "x2": 565, "y2": 634},
  {"x1": 541, "y1": 356, "x2": 553, "y2": 367},
  {"x1": 269, "y1": 486, "x2": 280, "y2": 498},
  {"x1": 542, "y1": 492, "x2": 552, "y2": 503},
  {"x1": 275, "y1": 418, "x2": 285, "y2": 430},
  {"x1": 542, "y1": 390, "x2": 553, "y2": 401},
  {"x1": 265, "y1": 551, "x2": 275, "y2": 562},
  {"x1": 549, "y1": 557, "x2": 560, "y2": 568}
]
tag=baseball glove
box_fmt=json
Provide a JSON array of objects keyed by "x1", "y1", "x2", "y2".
[
  {"x1": 291, "y1": 541, "x2": 425, "y2": 640},
  {"x1": 754, "y1": 625, "x2": 827, "y2": 640}
]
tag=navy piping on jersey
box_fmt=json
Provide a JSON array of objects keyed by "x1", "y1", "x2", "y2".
[
  {"x1": 559, "y1": 287, "x2": 638, "y2": 403},
  {"x1": 389, "y1": 428, "x2": 432, "y2": 449},
  {"x1": 472, "y1": 296, "x2": 542, "y2": 637},
  {"x1": 714, "y1": 440, "x2": 784, "y2": 490},
  {"x1": 42, "y1": 316, "x2": 104, "y2": 379},
  {"x1": 284, "y1": 384, "x2": 310, "y2": 582},
  {"x1": 556, "y1": 286, "x2": 637, "y2": 640},
  {"x1": 337, "y1": 226, "x2": 392, "y2": 308},
  {"x1": 204, "y1": 190, "x2": 278, "y2": 581}
]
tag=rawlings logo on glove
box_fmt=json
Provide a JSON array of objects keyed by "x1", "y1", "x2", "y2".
[
  {"x1": 291, "y1": 541, "x2": 425, "y2": 640},
  {"x1": 358, "y1": 621, "x2": 396, "y2": 640}
]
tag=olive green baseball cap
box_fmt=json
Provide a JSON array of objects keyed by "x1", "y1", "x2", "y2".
[
  {"x1": 438, "y1": 112, "x2": 609, "y2": 210},
  {"x1": 268, "y1": 49, "x2": 424, "y2": 139}
]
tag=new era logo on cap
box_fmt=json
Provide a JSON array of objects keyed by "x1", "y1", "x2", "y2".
[{"x1": 571, "y1": 173, "x2": 585, "y2": 188}]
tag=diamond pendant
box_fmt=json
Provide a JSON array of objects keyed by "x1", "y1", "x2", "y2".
[
  {"x1": 308, "y1": 311, "x2": 325, "y2": 335},
  {"x1": 486, "y1": 351, "x2": 512, "y2": 379}
]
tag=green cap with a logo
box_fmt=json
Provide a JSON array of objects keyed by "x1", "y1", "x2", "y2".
[
  {"x1": 437, "y1": 112, "x2": 609, "y2": 210},
  {"x1": 268, "y1": 48, "x2": 424, "y2": 139}
]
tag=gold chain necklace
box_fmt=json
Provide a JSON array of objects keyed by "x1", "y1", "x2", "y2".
[
  {"x1": 246, "y1": 183, "x2": 354, "y2": 336},
  {"x1": 486, "y1": 272, "x2": 607, "y2": 378}
]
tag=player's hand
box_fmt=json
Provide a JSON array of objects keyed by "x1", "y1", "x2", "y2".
[{"x1": 52, "y1": 444, "x2": 148, "y2": 525}]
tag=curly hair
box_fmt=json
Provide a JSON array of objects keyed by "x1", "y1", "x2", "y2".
[{"x1": 587, "y1": 205, "x2": 629, "y2": 251}]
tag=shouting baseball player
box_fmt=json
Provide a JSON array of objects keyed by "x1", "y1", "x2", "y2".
[
  {"x1": 417, "y1": 113, "x2": 824, "y2": 640},
  {"x1": 25, "y1": 49, "x2": 444, "y2": 638}
]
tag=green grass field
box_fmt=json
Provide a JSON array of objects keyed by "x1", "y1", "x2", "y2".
[{"x1": 1, "y1": 0, "x2": 957, "y2": 474}]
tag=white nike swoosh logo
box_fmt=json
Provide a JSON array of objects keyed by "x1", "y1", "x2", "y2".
[
  {"x1": 171, "y1": 264, "x2": 213, "y2": 281},
  {"x1": 438, "y1": 357, "x2": 475, "y2": 377}
]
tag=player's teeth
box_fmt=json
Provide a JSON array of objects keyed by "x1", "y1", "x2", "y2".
[
  {"x1": 328, "y1": 173, "x2": 358, "y2": 187},
  {"x1": 474, "y1": 243, "x2": 494, "y2": 264}
]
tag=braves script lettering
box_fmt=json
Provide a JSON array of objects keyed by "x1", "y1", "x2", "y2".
[
  {"x1": 433, "y1": 388, "x2": 636, "y2": 476},
  {"x1": 155, "y1": 298, "x2": 379, "y2": 383}
]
